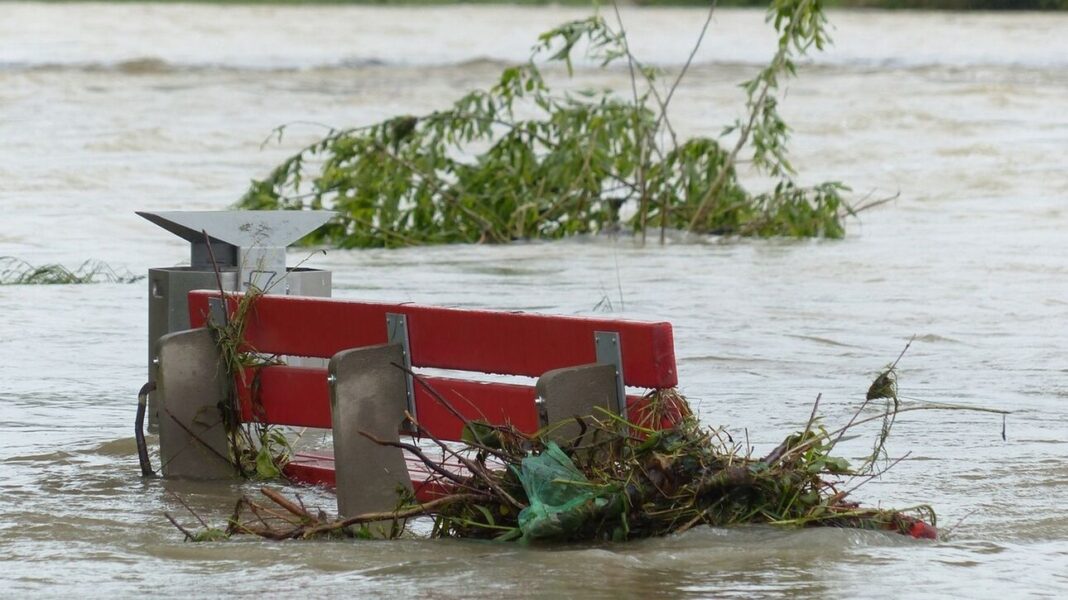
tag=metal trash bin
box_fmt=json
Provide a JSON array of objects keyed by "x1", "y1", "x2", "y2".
[{"x1": 139, "y1": 210, "x2": 334, "y2": 429}]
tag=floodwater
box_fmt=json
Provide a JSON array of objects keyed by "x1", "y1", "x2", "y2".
[{"x1": 1, "y1": 3, "x2": 1067, "y2": 597}]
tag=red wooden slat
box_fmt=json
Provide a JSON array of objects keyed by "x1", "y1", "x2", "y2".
[
  {"x1": 284, "y1": 453, "x2": 336, "y2": 488},
  {"x1": 412, "y1": 377, "x2": 539, "y2": 439},
  {"x1": 235, "y1": 365, "x2": 540, "y2": 439},
  {"x1": 189, "y1": 291, "x2": 677, "y2": 388},
  {"x1": 234, "y1": 365, "x2": 670, "y2": 440},
  {"x1": 284, "y1": 452, "x2": 459, "y2": 502},
  {"x1": 236, "y1": 366, "x2": 329, "y2": 429}
]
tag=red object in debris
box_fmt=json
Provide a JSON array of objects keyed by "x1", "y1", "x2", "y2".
[{"x1": 907, "y1": 520, "x2": 938, "y2": 540}]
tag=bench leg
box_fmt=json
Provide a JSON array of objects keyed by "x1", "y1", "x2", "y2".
[
  {"x1": 329, "y1": 343, "x2": 414, "y2": 536},
  {"x1": 156, "y1": 328, "x2": 236, "y2": 480},
  {"x1": 535, "y1": 363, "x2": 619, "y2": 443}
]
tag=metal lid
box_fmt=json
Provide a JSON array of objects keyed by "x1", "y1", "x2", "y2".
[{"x1": 137, "y1": 210, "x2": 335, "y2": 249}]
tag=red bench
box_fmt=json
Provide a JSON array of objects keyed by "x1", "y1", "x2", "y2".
[{"x1": 155, "y1": 290, "x2": 681, "y2": 518}]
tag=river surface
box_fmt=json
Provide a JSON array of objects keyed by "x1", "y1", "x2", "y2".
[{"x1": 1, "y1": 3, "x2": 1066, "y2": 597}]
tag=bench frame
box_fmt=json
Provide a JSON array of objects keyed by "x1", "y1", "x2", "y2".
[{"x1": 154, "y1": 290, "x2": 681, "y2": 521}]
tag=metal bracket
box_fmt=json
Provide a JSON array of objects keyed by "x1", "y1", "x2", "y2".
[
  {"x1": 594, "y1": 331, "x2": 627, "y2": 420},
  {"x1": 534, "y1": 396, "x2": 549, "y2": 428},
  {"x1": 386, "y1": 313, "x2": 417, "y2": 430},
  {"x1": 208, "y1": 296, "x2": 227, "y2": 327}
]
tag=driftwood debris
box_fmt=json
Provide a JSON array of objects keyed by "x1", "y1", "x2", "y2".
[{"x1": 166, "y1": 370, "x2": 990, "y2": 544}]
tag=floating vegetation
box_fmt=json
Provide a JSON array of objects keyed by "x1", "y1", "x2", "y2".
[
  {"x1": 0, "y1": 256, "x2": 142, "y2": 285},
  {"x1": 169, "y1": 393, "x2": 936, "y2": 543},
  {"x1": 161, "y1": 354, "x2": 1017, "y2": 545},
  {"x1": 239, "y1": 1, "x2": 891, "y2": 248}
]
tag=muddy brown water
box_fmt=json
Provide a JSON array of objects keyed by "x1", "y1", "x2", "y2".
[{"x1": 1, "y1": 3, "x2": 1067, "y2": 597}]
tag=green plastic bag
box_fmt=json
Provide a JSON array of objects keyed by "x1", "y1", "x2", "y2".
[{"x1": 515, "y1": 442, "x2": 606, "y2": 542}]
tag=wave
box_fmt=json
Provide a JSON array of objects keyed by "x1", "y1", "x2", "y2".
[
  {"x1": 3, "y1": 4, "x2": 1067, "y2": 76},
  {"x1": 2, "y1": 55, "x2": 1067, "y2": 76},
  {"x1": 0, "y1": 56, "x2": 397, "y2": 75}
]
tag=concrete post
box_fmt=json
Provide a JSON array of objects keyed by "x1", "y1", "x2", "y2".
[
  {"x1": 156, "y1": 328, "x2": 236, "y2": 479},
  {"x1": 329, "y1": 343, "x2": 414, "y2": 536},
  {"x1": 535, "y1": 363, "x2": 619, "y2": 443}
]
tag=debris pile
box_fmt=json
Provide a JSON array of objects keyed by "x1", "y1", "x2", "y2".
[{"x1": 169, "y1": 375, "x2": 941, "y2": 543}]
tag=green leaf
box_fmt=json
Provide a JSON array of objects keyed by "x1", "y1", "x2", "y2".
[
  {"x1": 255, "y1": 445, "x2": 282, "y2": 480},
  {"x1": 823, "y1": 456, "x2": 852, "y2": 475},
  {"x1": 461, "y1": 421, "x2": 501, "y2": 449},
  {"x1": 473, "y1": 504, "x2": 497, "y2": 527}
]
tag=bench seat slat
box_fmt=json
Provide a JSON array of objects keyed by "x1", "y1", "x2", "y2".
[
  {"x1": 190, "y1": 291, "x2": 677, "y2": 389},
  {"x1": 284, "y1": 453, "x2": 457, "y2": 501}
]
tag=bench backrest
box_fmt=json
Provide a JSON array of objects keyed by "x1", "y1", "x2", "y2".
[{"x1": 188, "y1": 290, "x2": 678, "y2": 440}]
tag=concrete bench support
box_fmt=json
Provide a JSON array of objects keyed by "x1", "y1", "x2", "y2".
[
  {"x1": 329, "y1": 343, "x2": 414, "y2": 535},
  {"x1": 536, "y1": 363, "x2": 619, "y2": 443},
  {"x1": 156, "y1": 328, "x2": 235, "y2": 479}
]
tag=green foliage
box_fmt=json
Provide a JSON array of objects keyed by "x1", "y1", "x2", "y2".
[
  {"x1": 252, "y1": 429, "x2": 291, "y2": 479},
  {"x1": 191, "y1": 528, "x2": 230, "y2": 542},
  {"x1": 239, "y1": 3, "x2": 852, "y2": 247},
  {"x1": 207, "y1": 287, "x2": 293, "y2": 480}
]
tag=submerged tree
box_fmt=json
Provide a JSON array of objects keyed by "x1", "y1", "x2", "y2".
[{"x1": 239, "y1": 0, "x2": 863, "y2": 248}]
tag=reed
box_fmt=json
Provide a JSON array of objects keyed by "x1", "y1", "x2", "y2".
[{"x1": 0, "y1": 256, "x2": 141, "y2": 285}]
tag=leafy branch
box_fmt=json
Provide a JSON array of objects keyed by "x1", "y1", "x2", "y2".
[{"x1": 239, "y1": 1, "x2": 861, "y2": 248}]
